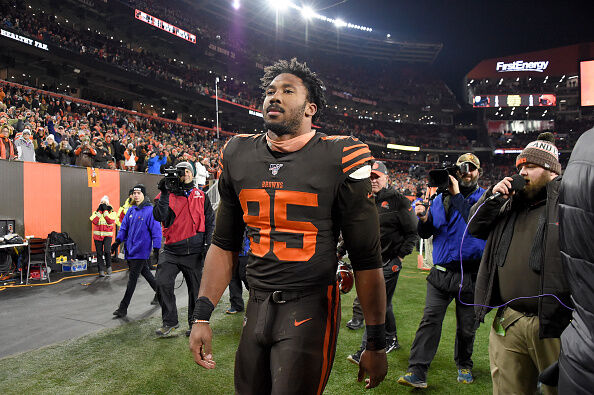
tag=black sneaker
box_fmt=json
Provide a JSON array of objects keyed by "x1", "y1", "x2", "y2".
[
  {"x1": 346, "y1": 349, "x2": 363, "y2": 365},
  {"x1": 155, "y1": 324, "x2": 179, "y2": 337},
  {"x1": 386, "y1": 338, "x2": 401, "y2": 353},
  {"x1": 186, "y1": 328, "x2": 192, "y2": 337},
  {"x1": 112, "y1": 309, "x2": 127, "y2": 318},
  {"x1": 346, "y1": 318, "x2": 364, "y2": 330}
]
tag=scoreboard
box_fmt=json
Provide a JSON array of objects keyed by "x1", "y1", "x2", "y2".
[{"x1": 473, "y1": 93, "x2": 556, "y2": 108}]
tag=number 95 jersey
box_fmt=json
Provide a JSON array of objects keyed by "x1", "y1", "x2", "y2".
[{"x1": 212, "y1": 132, "x2": 382, "y2": 291}]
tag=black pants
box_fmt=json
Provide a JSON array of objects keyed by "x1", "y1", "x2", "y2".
[
  {"x1": 155, "y1": 251, "x2": 203, "y2": 328},
  {"x1": 407, "y1": 269, "x2": 477, "y2": 381},
  {"x1": 118, "y1": 259, "x2": 157, "y2": 312},
  {"x1": 234, "y1": 285, "x2": 340, "y2": 394},
  {"x1": 94, "y1": 237, "x2": 112, "y2": 272},
  {"x1": 228, "y1": 255, "x2": 249, "y2": 311},
  {"x1": 361, "y1": 263, "x2": 401, "y2": 348}
]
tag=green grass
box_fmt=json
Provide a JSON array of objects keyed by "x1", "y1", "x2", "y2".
[{"x1": 0, "y1": 255, "x2": 492, "y2": 394}]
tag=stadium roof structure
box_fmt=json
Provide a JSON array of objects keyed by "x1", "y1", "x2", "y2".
[{"x1": 195, "y1": 1, "x2": 443, "y2": 63}]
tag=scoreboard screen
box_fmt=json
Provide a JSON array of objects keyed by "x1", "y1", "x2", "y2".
[
  {"x1": 473, "y1": 93, "x2": 556, "y2": 108},
  {"x1": 581, "y1": 60, "x2": 594, "y2": 106}
]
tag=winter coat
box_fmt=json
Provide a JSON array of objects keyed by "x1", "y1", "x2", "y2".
[
  {"x1": 90, "y1": 208, "x2": 117, "y2": 241},
  {"x1": 116, "y1": 197, "x2": 134, "y2": 227},
  {"x1": 93, "y1": 147, "x2": 111, "y2": 169},
  {"x1": 116, "y1": 199, "x2": 162, "y2": 260},
  {"x1": 14, "y1": 136, "x2": 36, "y2": 162},
  {"x1": 469, "y1": 178, "x2": 572, "y2": 338},
  {"x1": 147, "y1": 154, "x2": 167, "y2": 174},
  {"x1": 0, "y1": 137, "x2": 15, "y2": 160},
  {"x1": 558, "y1": 127, "x2": 594, "y2": 388}
]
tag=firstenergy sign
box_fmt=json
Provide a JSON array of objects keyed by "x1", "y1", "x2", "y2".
[{"x1": 496, "y1": 60, "x2": 549, "y2": 73}]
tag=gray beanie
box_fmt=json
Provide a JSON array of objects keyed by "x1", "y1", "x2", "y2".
[{"x1": 176, "y1": 161, "x2": 195, "y2": 177}]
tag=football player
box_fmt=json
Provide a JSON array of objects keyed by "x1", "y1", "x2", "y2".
[{"x1": 189, "y1": 58, "x2": 387, "y2": 393}]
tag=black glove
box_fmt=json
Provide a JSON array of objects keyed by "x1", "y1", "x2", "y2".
[
  {"x1": 106, "y1": 205, "x2": 112, "y2": 212},
  {"x1": 157, "y1": 178, "x2": 169, "y2": 194},
  {"x1": 153, "y1": 248, "x2": 160, "y2": 264},
  {"x1": 111, "y1": 240, "x2": 121, "y2": 256},
  {"x1": 98, "y1": 203, "x2": 106, "y2": 212}
]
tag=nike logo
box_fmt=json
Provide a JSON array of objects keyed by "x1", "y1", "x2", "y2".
[
  {"x1": 294, "y1": 318, "x2": 313, "y2": 327},
  {"x1": 367, "y1": 192, "x2": 373, "y2": 199}
]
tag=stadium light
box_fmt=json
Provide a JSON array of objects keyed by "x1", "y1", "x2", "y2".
[
  {"x1": 387, "y1": 144, "x2": 420, "y2": 152},
  {"x1": 386, "y1": 33, "x2": 391, "y2": 38},
  {"x1": 334, "y1": 18, "x2": 347, "y2": 28},
  {"x1": 301, "y1": 6, "x2": 314, "y2": 20},
  {"x1": 269, "y1": 0, "x2": 289, "y2": 11},
  {"x1": 232, "y1": 0, "x2": 240, "y2": 10}
]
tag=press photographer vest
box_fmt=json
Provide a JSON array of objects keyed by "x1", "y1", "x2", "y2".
[{"x1": 160, "y1": 188, "x2": 206, "y2": 245}]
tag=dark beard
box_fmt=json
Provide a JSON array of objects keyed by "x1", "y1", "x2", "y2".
[
  {"x1": 263, "y1": 102, "x2": 306, "y2": 137},
  {"x1": 519, "y1": 174, "x2": 550, "y2": 201}
]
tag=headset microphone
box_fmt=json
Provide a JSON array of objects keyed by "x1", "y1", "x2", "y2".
[{"x1": 488, "y1": 174, "x2": 526, "y2": 201}]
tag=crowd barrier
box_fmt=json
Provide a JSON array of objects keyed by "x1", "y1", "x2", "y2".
[{"x1": 0, "y1": 160, "x2": 161, "y2": 253}]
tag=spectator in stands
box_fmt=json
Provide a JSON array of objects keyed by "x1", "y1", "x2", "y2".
[
  {"x1": 398, "y1": 153, "x2": 486, "y2": 389},
  {"x1": 14, "y1": 128, "x2": 35, "y2": 162},
  {"x1": 90, "y1": 195, "x2": 117, "y2": 277},
  {"x1": 469, "y1": 133, "x2": 571, "y2": 395},
  {"x1": 111, "y1": 184, "x2": 162, "y2": 318},
  {"x1": 153, "y1": 162, "x2": 215, "y2": 337},
  {"x1": 93, "y1": 139, "x2": 111, "y2": 169},
  {"x1": 124, "y1": 143, "x2": 137, "y2": 171},
  {"x1": 0, "y1": 125, "x2": 16, "y2": 160},
  {"x1": 36, "y1": 134, "x2": 59, "y2": 164},
  {"x1": 58, "y1": 139, "x2": 73, "y2": 165},
  {"x1": 147, "y1": 151, "x2": 167, "y2": 174},
  {"x1": 74, "y1": 136, "x2": 96, "y2": 167},
  {"x1": 113, "y1": 136, "x2": 126, "y2": 169},
  {"x1": 194, "y1": 156, "x2": 208, "y2": 189}
]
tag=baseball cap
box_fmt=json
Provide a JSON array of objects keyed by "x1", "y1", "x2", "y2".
[
  {"x1": 456, "y1": 153, "x2": 480, "y2": 169},
  {"x1": 371, "y1": 161, "x2": 388, "y2": 177}
]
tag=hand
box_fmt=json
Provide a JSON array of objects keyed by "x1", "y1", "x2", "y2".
[
  {"x1": 189, "y1": 323, "x2": 216, "y2": 369},
  {"x1": 492, "y1": 176, "x2": 515, "y2": 199},
  {"x1": 111, "y1": 241, "x2": 120, "y2": 256},
  {"x1": 414, "y1": 201, "x2": 429, "y2": 222},
  {"x1": 447, "y1": 175, "x2": 460, "y2": 196},
  {"x1": 358, "y1": 349, "x2": 387, "y2": 389}
]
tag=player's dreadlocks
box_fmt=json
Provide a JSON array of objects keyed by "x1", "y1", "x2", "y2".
[{"x1": 260, "y1": 58, "x2": 327, "y2": 123}]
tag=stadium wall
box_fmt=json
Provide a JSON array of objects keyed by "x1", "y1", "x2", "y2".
[{"x1": 0, "y1": 161, "x2": 162, "y2": 253}]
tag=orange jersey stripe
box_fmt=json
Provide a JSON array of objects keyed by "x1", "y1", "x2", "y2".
[
  {"x1": 343, "y1": 143, "x2": 367, "y2": 152},
  {"x1": 342, "y1": 155, "x2": 372, "y2": 174},
  {"x1": 342, "y1": 147, "x2": 371, "y2": 164},
  {"x1": 317, "y1": 285, "x2": 335, "y2": 395}
]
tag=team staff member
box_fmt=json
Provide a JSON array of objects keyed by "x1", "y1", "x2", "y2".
[
  {"x1": 469, "y1": 133, "x2": 571, "y2": 395},
  {"x1": 189, "y1": 58, "x2": 388, "y2": 393},
  {"x1": 90, "y1": 195, "x2": 116, "y2": 277},
  {"x1": 345, "y1": 160, "x2": 419, "y2": 363},
  {"x1": 111, "y1": 184, "x2": 162, "y2": 318},
  {"x1": 116, "y1": 188, "x2": 135, "y2": 227},
  {"x1": 153, "y1": 162, "x2": 215, "y2": 337},
  {"x1": 398, "y1": 153, "x2": 486, "y2": 389}
]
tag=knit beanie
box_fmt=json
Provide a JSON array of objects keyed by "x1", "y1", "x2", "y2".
[
  {"x1": 176, "y1": 161, "x2": 195, "y2": 177},
  {"x1": 132, "y1": 184, "x2": 146, "y2": 196},
  {"x1": 516, "y1": 132, "x2": 561, "y2": 174}
]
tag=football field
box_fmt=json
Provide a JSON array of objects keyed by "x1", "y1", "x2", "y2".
[{"x1": 0, "y1": 255, "x2": 493, "y2": 394}]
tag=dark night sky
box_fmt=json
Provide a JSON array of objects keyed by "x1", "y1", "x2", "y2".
[{"x1": 305, "y1": 0, "x2": 594, "y2": 99}]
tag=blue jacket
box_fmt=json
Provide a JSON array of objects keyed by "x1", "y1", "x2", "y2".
[
  {"x1": 147, "y1": 155, "x2": 167, "y2": 174},
  {"x1": 428, "y1": 188, "x2": 486, "y2": 267},
  {"x1": 116, "y1": 200, "x2": 162, "y2": 259}
]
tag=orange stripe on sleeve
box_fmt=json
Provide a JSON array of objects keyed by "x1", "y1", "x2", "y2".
[
  {"x1": 343, "y1": 143, "x2": 367, "y2": 152},
  {"x1": 342, "y1": 148, "x2": 371, "y2": 164},
  {"x1": 343, "y1": 155, "x2": 372, "y2": 174}
]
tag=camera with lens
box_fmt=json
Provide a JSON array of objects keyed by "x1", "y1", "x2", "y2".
[
  {"x1": 163, "y1": 167, "x2": 185, "y2": 192},
  {"x1": 427, "y1": 162, "x2": 471, "y2": 195}
]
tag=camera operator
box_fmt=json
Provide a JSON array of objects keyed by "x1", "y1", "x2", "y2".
[
  {"x1": 398, "y1": 153, "x2": 486, "y2": 389},
  {"x1": 153, "y1": 162, "x2": 215, "y2": 337},
  {"x1": 468, "y1": 133, "x2": 571, "y2": 395}
]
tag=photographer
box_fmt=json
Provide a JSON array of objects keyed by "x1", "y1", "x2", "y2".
[
  {"x1": 398, "y1": 153, "x2": 486, "y2": 389},
  {"x1": 153, "y1": 162, "x2": 215, "y2": 337}
]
